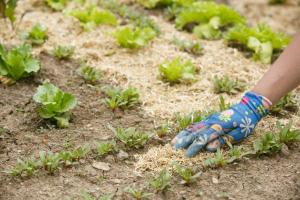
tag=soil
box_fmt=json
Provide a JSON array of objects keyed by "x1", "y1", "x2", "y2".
[{"x1": 0, "y1": 0, "x2": 300, "y2": 200}]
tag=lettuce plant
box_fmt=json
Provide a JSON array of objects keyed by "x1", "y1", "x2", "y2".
[
  {"x1": 52, "y1": 45, "x2": 75, "y2": 60},
  {"x1": 213, "y1": 75, "x2": 245, "y2": 95},
  {"x1": 46, "y1": 0, "x2": 68, "y2": 11},
  {"x1": 96, "y1": 141, "x2": 117, "y2": 157},
  {"x1": 174, "y1": 163, "x2": 201, "y2": 185},
  {"x1": 33, "y1": 82, "x2": 77, "y2": 128},
  {"x1": 104, "y1": 86, "x2": 140, "y2": 111},
  {"x1": 203, "y1": 149, "x2": 226, "y2": 168},
  {"x1": 68, "y1": 5, "x2": 117, "y2": 31},
  {"x1": 124, "y1": 186, "x2": 153, "y2": 200},
  {"x1": 271, "y1": 93, "x2": 298, "y2": 114},
  {"x1": 149, "y1": 169, "x2": 172, "y2": 193},
  {"x1": 76, "y1": 63, "x2": 101, "y2": 84},
  {"x1": 276, "y1": 122, "x2": 300, "y2": 145},
  {"x1": 23, "y1": 23, "x2": 48, "y2": 45},
  {"x1": 159, "y1": 57, "x2": 197, "y2": 84},
  {"x1": 114, "y1": 26, "x2": 156, "y2": 49},
  {"x1": 175, "y1": 2, "x2": 245, "y2": 36},
  {"x1": 172, "y1": 38, "x2": 203, "y2": 55},
  {"x1": 0, "y1": 43, "x2": 40, "y2": 83},
  {"x1": 0, "y1": 0, "x2": 17, "y2": 23},
  {"x1": 110, "y1": 126, "x2": 149, "y2": 149},
  {"x1": 253, "y1": 132, "x2": 282, "y2": 155},
  {"x1": 8, "y1": 157, "x2": 39, "y2": 177},
  {"x1": 225, "y1": 24, "x2": 291, "y2": 63},
  {"x1": 137, "y1": 0, "x2": 173, "y2": 8},
  {"x1": 99, "y1": 0, "x2": 160, "y2": 34}
]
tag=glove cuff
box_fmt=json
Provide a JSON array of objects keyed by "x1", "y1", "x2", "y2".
[{"x1": 241, "y1": 92, "x2": 273, "y2": 120}]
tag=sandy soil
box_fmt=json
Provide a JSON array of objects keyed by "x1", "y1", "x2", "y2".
[{"x1": 0, "y1": 0, "x2": 300, "y2": 199}]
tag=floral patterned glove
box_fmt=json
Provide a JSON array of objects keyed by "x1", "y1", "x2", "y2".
[{"x1": 172, "y1": 92, "x2": 272, "y2": 157}]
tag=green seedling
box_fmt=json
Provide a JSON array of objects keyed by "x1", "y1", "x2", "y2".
[
  {"x1": 213, "y1": 75, "x2": 245, "y2": 95},
  {"x1": 68, "y1": 5, "x2": 117, "y2": 31},
  {"x1": 110, "y1": 126, "x2": 149, "y2": 149},
  {"x1": 46, "y1": 0, "x2": 68, "y2": 11},
  {"x1": 226, "y1": 146, "x2": 244, "y2": 163},
  {"x1": 39, "y1": 151, "x2": 61, "y2": 174},
  {"x1": 276, "y1": 122, "x2": 300, "y2": 145},
  {"x1": 203, "y1": 149, "x2": 226, "y2": 168},
  {"x1": 77, "y1": 64, "x2": 101, "y2": 84},
  {"x1": 175, "y1": 2, "x2": 245, "y2": 30},
  {"x1": 52, "y1": 45, "x2": 75, "y2": 60},
  {"x1": 114, "y1": 26, "x2": 156, "y2": 49},
  {"x1": 172, "y1": 38, "x2": 203, "y2": 55},
  {"x1": 58, "y1": 151, "x2": 73, "y2": 166},
  {"x1": 271, "y1": 93, "x2": 298, "y2": 114},
  {"x1": 125, "y1": 186, "x2": 152, "y2": 200},
  {"x1": 0, "y1": 43, "x2": 40, "y2": 83},
  {"x1": 8, "y1": 157, "x2": 40, "y2": 177},
  {"x1": 96, "y1": 141, "x2": 116, "y2": 157},
  {"x1": 225, "y1": 24, "x2": 290, "y2": 63},
  {"x1": 156, "y1": 120, "x2": 171, "y2": 138},
  {"x1": 174, "y1": 163, "x2": 201, "y2": 185},
  {"x1": 174, "y1": 110, "x2": 203, "y2": 131},
  {"x1": 218, "y1": 95, "x2": 232, "y2": 111},
  {"x1": 99, "y1": 0, "x2": 160, "y2": 34},
  {"x1": 253, "y1": 132, "x2": 282, "y2": 155},
  {"x1": 149, "y1": 169, "x2": 172, "y2": 193},
  {"x1": 70, "y1": 145, "x2": 90, "y2": 161},
  {"x1": 159, "y1": 57, "x2": 197, "y2": 84},
  {"x1": 193, "y1": 17, "x2": 222, "y2": 40},
  {"x1": 104, "y1": 86, "x2": 140, "y2": 111},
  {"x1": 0, "y1": 0, "x2": 17, "y2": 23},
  {"x1": 33, "y1": 82, "x2": 77, "y2": 128},
  {"x1": 22, "y1": 23, "x2": 48, "y2": 45}
]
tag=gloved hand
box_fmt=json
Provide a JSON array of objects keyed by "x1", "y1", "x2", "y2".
[{"x1": 172, "y1": 92, "x2": 272, "y2": 157}]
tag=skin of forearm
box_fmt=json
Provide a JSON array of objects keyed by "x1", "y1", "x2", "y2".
[{"x1": 252, "y1": 34, "x2": 300, "y2": 105}]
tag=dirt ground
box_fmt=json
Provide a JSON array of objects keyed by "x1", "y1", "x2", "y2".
[{"x1": 0, "y1": 0, "x2": 300, "y2": 200}]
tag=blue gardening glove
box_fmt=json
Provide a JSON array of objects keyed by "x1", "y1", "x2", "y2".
[{"x1": 172, "y1": 92, "x2": 272, "y2": 157}]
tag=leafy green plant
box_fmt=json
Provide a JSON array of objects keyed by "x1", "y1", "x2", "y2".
[
  {"x1": 39, "y1": 151, "x2": 61, "y2": 174},
  {"x1": 0, "y1": 0, "x2": 17, "y2": 23},
  {"x1": 22, "y1": 23, "x2": 48, "y2": 45},
  {"x1": 46, "y1": 0, "x2": 68, "y2": 11},
  {"x1": 68, "y1": 5, "x2": 117, "y2": 31},
  {"x1": 104, "y1": 86, "x2": 140, "y2": 111},
  {"x1": 174, "y1": 110, "x2": 205, "y2": 131},
  {"x1": 174, "y1": 163, "x2": 201, "y2": 185},
  {"x1": 159, "y1": 57, "x2": 197, "y2": 84},
  {"x1": 114, "y1": 26, "x2": 156, "y2": 49},
  {"x1": 8, "y1": 157, "x2": 39, "y2": 177},
  {"x1": 149, "y1": 169, "x2": 172, "y2": 193},
  {"x1": 225, "y1": 24, "x2": 291, "y2": 63},
  {"x1": 52, "y1": 45, "x2": 75, "y2": 60},
  {"x1": 110, "y1": 126, "x2": 149, "y2": 149},
  {"x1": 70, "y1": 145, "x2": 90, "y2": 161},
  {"x1": 156, "y1": 120, "x2": 171, "y2": 138},
  {"x1": 193, "y1": 16, "x2": 222, "y2": 40},
  {"x1": 77, "y1": 64, "x2": 101, "y2": 84},
  {"x1": 96, "y1": 141, "x2": 116, "y2": 157},
  {"x1": 253, "y1": 132, "x2": 282, "y2": 155},
  {"x1": 203, "y1": 149, "x2": 226, "y2": 168},
  {"x1": 33, "y1": 82, "x2": 77, "y2": 128},
  {"x1": 276, "y1": 122, "x2": 300, "y2": 145},
  {"x1": 271, "y1": 93, "x2": 298, "y2": 114},
  {"x1": 0, "y1": 43, "x2": 40, "y2": 83},
  {"x1": 226, "y1": 146, "x2": 244, "y2": 163},
  {"x1": 213, "y1": 75, "x2": 245, "y2": 95},
  {"x1": 218, "y1": 95, "x2": 232, "y2": 111},
  {"x1": 172, "y1": 38, "x2": 203, "y2": 55},
  {"x1": 99, "y1": 0, "x2": 160, "y2": 34},
  {"x1": 58, "y1": 151, "x2": 73, "y2": 166},
  {"x1": 137, "y1": 0, "x2": 172, "y2": 8},
  {"x1": 125, "y1": 186, "x2": 152, "y2": 200},
  {"x1": 175, "y1": 2, "x2": 245, "y2": 35}
]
